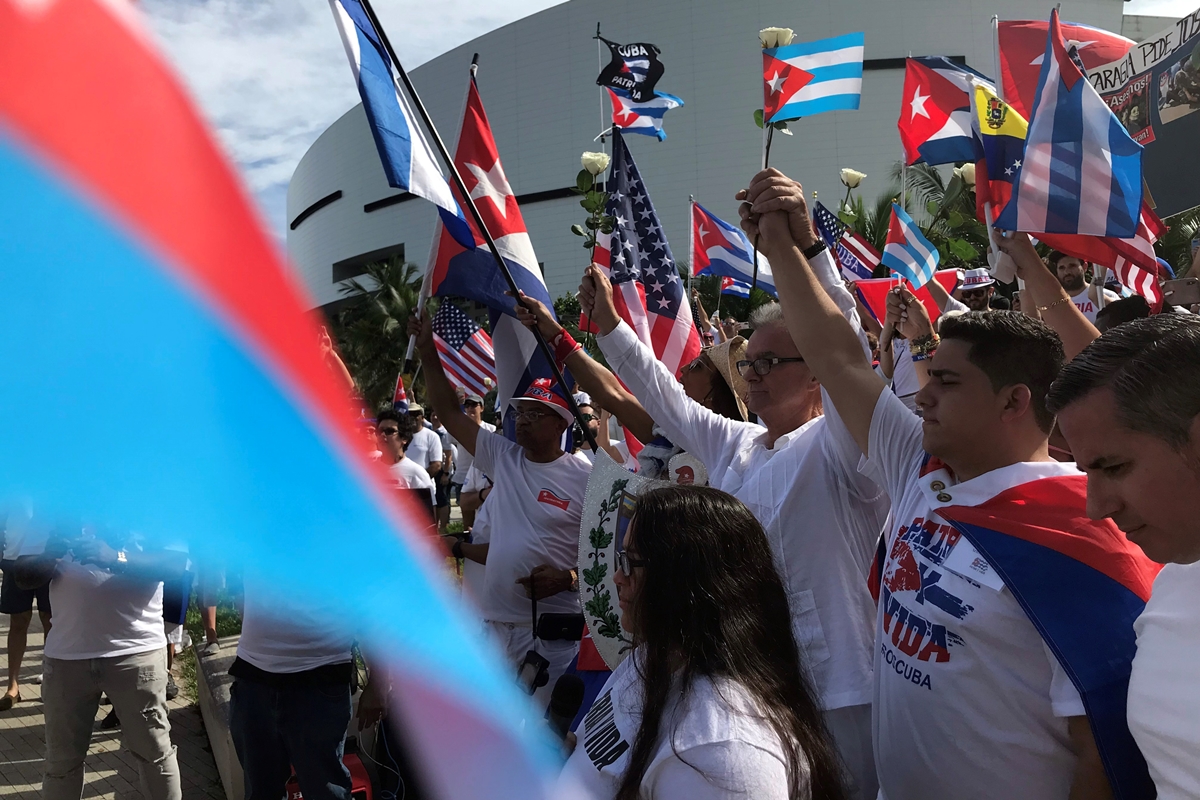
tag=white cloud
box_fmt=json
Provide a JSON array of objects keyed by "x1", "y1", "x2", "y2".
[{"x1": 140, "y1": 0, "x2": 565, "y2": 238}]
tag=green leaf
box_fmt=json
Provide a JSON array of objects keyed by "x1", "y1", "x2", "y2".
[
  {"x1": 772, "y1": 121, "x2": 792, "y2": 134},
  {"x1": 570, "y1": 224, "x2": 586, "y2": 237},
  {"x1": 926, "y1": 200, "x2": 940, "y2": 217},
  {"x1": 948, "y1": 238, "x2": 979, "y2": 261},
  {"x1": 837, "y1": 210, "x2": 857, "y2": 226},
  {"x1": 947, "y1": 211, "x2": 964, "y2": 229},
  {"x1": 583, "y1": 563, "x2": 607, "y2": 587},
  {"x1": 577, "y1": 170, "x2": 594, "y2": 193},
  {"x1": 583, "y1": 237, "x2": 597, "y2": 249},
  {"x1": 600, "y1": 221, "x2": 615, "y2": 234},
  {"x1": 585, "y1": 217, "x2": 600, "y2": 230},
  {"x1": 753, "y1": 109, "x2": 765, "y2": 128}
]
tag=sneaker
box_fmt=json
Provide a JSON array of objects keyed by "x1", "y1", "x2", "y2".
[
  {"x1": 165, "y1": 676, "x2": 179, "y2": 701},
  {"x1": 200, "y1": 641, "x2": 221, "y2": 657},
  {"x1": 100, "y1": 709, "x2": 120, "y2": 730},
  {"x1": 181, "y1": 631, "x2": 193, "y2": 650}
]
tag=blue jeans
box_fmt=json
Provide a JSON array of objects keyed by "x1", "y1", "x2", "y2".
[{"x1": 229, "y1": 677, "x2": 352, "y2": 800}]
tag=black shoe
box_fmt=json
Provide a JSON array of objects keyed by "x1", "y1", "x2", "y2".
[
  {"x1": 100, "y1": 694, "x2": 111, "y2": 706},
  {"x1": 100, "y1": 709, "x2": 120, "y2": 730},
  {"x1": 165, "y1": 677, "x2": 179, "y2": 701}
]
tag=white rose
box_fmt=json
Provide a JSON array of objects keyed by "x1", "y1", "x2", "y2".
[
  {"x1": 581, "y1": 151, "x2": 610, "y2": 176},
  {"x1": 759, "y1": 27, "x2": 794, "y2": 49},
  {"x1": 840, "y1": 168, "x2": 866, "y2": 189},
  {"x1": 958, "y1": 163, "x2": 976, "y2": 186}
]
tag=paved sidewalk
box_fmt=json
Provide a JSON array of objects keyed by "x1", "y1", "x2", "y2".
[{"x1": 0, "y1": 612, "x2": 224, "y2": 800}]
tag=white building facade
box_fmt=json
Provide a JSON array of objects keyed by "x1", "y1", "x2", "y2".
[{"x1": 287, "y1": 0, "x2": 1132, "y2": 311}]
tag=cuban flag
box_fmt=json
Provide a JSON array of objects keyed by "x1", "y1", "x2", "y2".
[
  {"x1": 899, "y1": 57, "x2": 993, "y2": 166},
  {"x1": 812, "y1": 200, "x2": 881, "y2": 281},
  {"x1": 691, "y1": 201, "x2": 776, "y2": 297},
  {"x1": 327, "y1": 0, "x2": 471, "y2": 248},
  {"x1": 997, "y1": 19, "x2": 1134, "y2": 121},
  {"x1": 596, "y1": 37, "x2": 665, "y2": 102},
  {"x1": 392, "y1": 373, "x2": 409, "y2": 413},
  {"x1": 995, "y1": 10, "x2": 1142, "y2": 240},
  {"x1": 934, "y1": 466, "x2": 1160, "y2": 799},
  {"x1": 882, "y1": 204, "x2": 940, "y2": 288},
  {"x1": 763, "y1": 32, "x2": 864, "y2": 124},
  {"x1": 424, "y1": 76, "x2": 566, "y2": 423},
  {"x1": 720, "y1": 277, "x2": 751, "y2": 298},
  {"x1": 607, "y1": 87, "x2": 683, "y2": 141},
  {"x1": 854, "y1": 271, "x2": 961, "y2": 326},
  {"x1": 0, "y1": 3, "x2": 572, "y2": 800}
]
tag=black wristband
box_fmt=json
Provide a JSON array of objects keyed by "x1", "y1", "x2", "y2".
[
  {"x1": 451, "y1": 539, "x2": 464, "y2": 559},
  {"x1": 802, "y1": 239, "x2": 828, "y2": 260}
]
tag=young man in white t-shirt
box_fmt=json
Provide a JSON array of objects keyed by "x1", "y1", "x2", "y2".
[
  {"x1": 403, "y1": 404, "x2": 443, "y2": 478},
  {"x1": 12, "y1": 527, "x2": 187, "y2": 799},
  {"x1": 412, "y1": 311, "x2": 591, "y2": 707},
  {"x1": 1050, "y1": 314, "x2": 1200, "y2": 798},
  {"x1": 743, "y1": 168, "x2": 1124, "y2": 799}
]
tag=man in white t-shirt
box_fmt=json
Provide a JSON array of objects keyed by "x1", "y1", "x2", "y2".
[
  {"x1": 403, "y1": 404, "x2": 443, "y2": 478},
  {"x1": 1050, "y1": 251, "x2": 1119, "y2": 323},
  {"x1": 375, "y1": 409, "x2": 436, "y2": 508},
  {"x1": 412, "y1": 311, "x2": 591, "y2": 706},
  {"x1": 1050, "y1": 314, "x2": 1200, "y2": 798},
  {"x1": 586, "y1": 182, "x2": 890, "y2": 798},
  {"x1": 12, "y1": 527, "x2": 187, "y2": 799},
  {"x1": 746, "y1": 168, "x2": 1127, "y2": 799}
]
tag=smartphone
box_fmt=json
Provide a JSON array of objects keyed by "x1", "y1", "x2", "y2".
[{"x1": 1162, "y1": 278, "x2": 1200, "y2": 307}]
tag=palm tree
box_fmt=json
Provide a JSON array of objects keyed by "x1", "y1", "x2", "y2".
[{"x1": 332, "y1": 256, "x2": 425, "y2": 411}]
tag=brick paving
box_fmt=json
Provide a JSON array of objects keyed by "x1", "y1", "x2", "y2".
[{"x1": 0, "y1": 613, "x2": 224, "y2": 800}]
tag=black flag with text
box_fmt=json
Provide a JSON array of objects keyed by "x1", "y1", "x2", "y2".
[{"x1": 596, "y1": 36, "x2": 664, "y2": 102}]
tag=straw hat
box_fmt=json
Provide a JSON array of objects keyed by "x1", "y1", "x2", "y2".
[{"x1": 703, "y1": 335, "x2": 750, "y2": 421}]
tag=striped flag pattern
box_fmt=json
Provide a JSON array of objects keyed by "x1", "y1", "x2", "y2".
[
  {"x1": 432, "y1": 301, "x2": 496, "y2": 397},
  {"x1": 607, "y1": 87, "x2": 684, "y2": 141},
  {"x1": 882, "y1": 203, "x2": 940, "y2": 288},
  {"x1": 763, "y1": 32, "x2": 864, "y2": 123},
  {"x1": 813, "y1": 201, "x2": 882, "y2": 281},
  {"x1": 720, "y1": 276, "x2": 751, "y2": 297}
]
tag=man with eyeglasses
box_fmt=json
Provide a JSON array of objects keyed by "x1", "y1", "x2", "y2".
[
  {"x1": 375, "y1": 410, "x2": 435, "y2": 507},
  {"x1": 409, "y1": 312, "x2": 591, "y2": 707},
  {"x1": 579, "y1": 176, "x2": 890, "y2": 799}
]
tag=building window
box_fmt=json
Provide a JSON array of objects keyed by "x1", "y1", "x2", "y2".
[{"x1": 332, "y1": 243, "x2": 405, "y2": 284}]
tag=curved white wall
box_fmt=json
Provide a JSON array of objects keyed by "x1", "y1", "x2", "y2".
[{"x1": 287, "y1": 0, "x2": 1124, "y2": 309}]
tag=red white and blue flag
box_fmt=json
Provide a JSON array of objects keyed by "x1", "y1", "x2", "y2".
[
  {"x1": 607, "y1": 87, "x2": 683, "y2": 141},
  {"x1": 392, "y1": 372, "x2": 409, "y2": 413},
  {"x1": 882, "y1": 204, "x2": 940, "y2": 288},
  {"x1": 763, "y1": 32, "x2": 864, "y2": 123},
  {"x1": 0, "y1": 3, "x2": 567, "y2": 799},
  {"x1": 691, "y1": 201, "x2": 776, "y2": 297},
  {"x1": 997, "y1": 19, "x2": 1134, "y2": 122},
  {"x1": 432, "y1": 301, "x2": 496, "y2": 399},
  {"x1": 995, "y1": 10, "x2": 1143, "y2": 240},
  {"x1": 898, "y1": 56, "x2": 993, "y2": 166},
  {"x1": 588, "y1": 129, "x2": 701, "y2": 377},
  {"x1": 424, "y1": 76, "x2": 567, "y2": 422},
  {"x1": 813, "y1": 201, "x2": 882, "y2": 281},
  {"x1": 720, "y1": 276, "x2": 751, "y2": 298},
  {"x1": 854, "y1": 270, "x2": 960, "y2": 325}
]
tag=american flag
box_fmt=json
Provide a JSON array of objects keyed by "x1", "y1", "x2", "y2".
[
  {"x1": 432, "y1": 301, "x2": 495, "y2": 397},
  {"x1": 590, "y1": 128, "x2": 701, "y2": 376},
  {"x1": 813, "y1": 201, "x2": 882, "y2": 282}
]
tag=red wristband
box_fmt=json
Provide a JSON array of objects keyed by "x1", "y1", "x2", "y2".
[{"x1": 551, "y1": 329, "x2": 582, "y2": 367}]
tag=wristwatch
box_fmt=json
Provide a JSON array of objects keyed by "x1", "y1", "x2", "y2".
[
  {"x1": 113, "y1": 550, "x2": 128, "y2": 574},
  {"x1": 801, "y1": 239, "x2": 828, "y2": 260},
  {"x1": 569, "y1": 568, "x2": 579, "y2": 593}
]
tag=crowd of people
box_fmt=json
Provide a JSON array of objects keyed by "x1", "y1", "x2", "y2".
[{"x1": 3, "y1": 165, "x2": 1200, "y2": 800}]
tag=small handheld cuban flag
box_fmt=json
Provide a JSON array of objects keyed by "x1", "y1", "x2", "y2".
[
  {"x1": 327, "y1": 0, "x2": 471, "y2": 248},
  {"x1": 764, "y1": 32, "x2": 864, "y2": 123},
  {"x1": 720, "y1": 277, "x2": 751, "y2": 298},
  {"x1": 391, "y1": 373, "x2": 409, "y2": 413},
  {"x1": 691, "y1": 201, "x2": 776, "y2": 297},
  {"x1": 596, "y1": 36, "x2": 664, "y2": 102},
  {"x1": 607, "y1": 87, "x2": 683, "y2": 141},
  {"x1": 882, "y1": 204, "x2": 940, "y2": 288}
]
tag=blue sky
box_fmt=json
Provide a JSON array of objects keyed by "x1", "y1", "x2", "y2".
[{"x1": 142, "y1": 0, "x2": 1197, "y2": 241}]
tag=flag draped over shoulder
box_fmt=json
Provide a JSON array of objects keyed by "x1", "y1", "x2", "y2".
[
  {"x1": 939, "y1": 474, "x2": 1160, "y2": 800},
  {"x1": 691, "y1": 201, "x2": 776, "y2": 297},
  {"x1": 0, "y1": 4, "x2": 568, "y2": 799},
  {"x1": 763, "y1": 32, "x2": 864, "y2": 123},
  {"x1": 327, "y1": 0, "x2": 471, "y2": 248},
  {"x1": 424, "y1": 76, "x2": 567, "y2": 418}
]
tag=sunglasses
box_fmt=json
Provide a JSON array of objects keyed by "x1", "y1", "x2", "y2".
[
  {"x1": 377, "y1": 427, "x2": 401, "y2": 438},
  {"x1": 961, "y1": 288, "x2": 990, "y2": 299},
  {"x1": 464, "y1": 400, "x2": 483, "y2": 408},
  {"x1": 580, "y1": 413, "x2": 600, "y2": 422},
  {"x1": 617, "y1": 550, "x2": 648, "y2": 576}
]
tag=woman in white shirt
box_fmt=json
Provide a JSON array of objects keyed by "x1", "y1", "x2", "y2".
[{"x1": 561, "y1": 486, "x2": 847, "y2": 800}]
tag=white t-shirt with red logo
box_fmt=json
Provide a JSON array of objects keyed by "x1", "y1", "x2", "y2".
[
  {"x1": 867, "y1": 390, "x2": 1085, "y2": 800},
  {"x1": 473, "y1": 431, "x2": 592, "y2": 623},
  {"x1": 1070, "y1": 287, "x2": 1120, "y2": 323}
]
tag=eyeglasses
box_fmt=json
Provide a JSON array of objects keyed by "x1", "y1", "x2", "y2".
[
  {"x1": 736, "y1": 356, "x2": 804, "y2": 377},
  {"x1": 512, "y1": 408, "x2": 555, "y2": 421},
  {"x1": 580, "y1": 413, "x2": 599, "y2": 422},
  {"x1": 377, "y1": 427, "x2": 401, "y2": 438},
  {"x1": 617, "y1": 551, "x2": 648, "y2": 576}
]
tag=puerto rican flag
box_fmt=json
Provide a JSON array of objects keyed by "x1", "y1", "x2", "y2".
[
  {"x1": 424, "y1": 76, "x2": 567, "y2": 423},
  {"x1": 691, "y1": 201, "x2": 775, "y2": 296},
  {"x1": 997, "y1": 19, "x2": 1134, "y2": 121},
  {"x1": 882, "y1": 204, "x2": 940, "y2": 288},
  {"x1": 584, "y1": 129, "x2": 701, "y2": 378},
  {"x1": 898, "y1": 56, "x2": 993, "y2": 166},
  {"x1": 607, "y1": 87, "x2": 683, "y2": 141}
]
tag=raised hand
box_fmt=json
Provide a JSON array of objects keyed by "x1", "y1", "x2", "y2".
[
  {"x1": 886, "y1": 284, "x2": 933, "y2": 341},
  {"x1": 579, "y1": 264, "x2": 621, "y2": 335},
  {"x1": 736, "y1": 168, "x2": 818, "y2": 252},
  {"x1": 507, "y1": 290, "x2": 563, "y2": 340},
  {"x1": 407, "y1": 310, "x2": 435, "y2": 355}
]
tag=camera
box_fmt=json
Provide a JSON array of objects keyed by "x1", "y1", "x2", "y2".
[{"x1": 517, "y1": 649, "x2": 550, "y2": 694}]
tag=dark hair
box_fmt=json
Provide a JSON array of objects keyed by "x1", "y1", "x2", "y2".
[
  {"x1": 375, "y1": 409, "x2": 414, "y2": 443},
  {"x1": 988, "y1": 296, "x2": 1012, "y2": 311},
  {"x1": 616, "y1": 486, "x2": 847, "y2": 800},
  {"x1": 1047, "y1": 250, "x2": 1087, "y2": 268},
  {"x1": 1047, "y1": 315, "x2": 1200, "y2": 449},
  {"x1": 1094, "y1": 295, "x2": 1150, "y2": 333},
  {"x1": 938, "y1": 312, "x2": 1064, "y2": 433}
]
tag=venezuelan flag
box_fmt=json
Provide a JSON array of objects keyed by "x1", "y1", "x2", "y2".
[
  {"x1": 0, "y1": 3, "x2": 569, "y2": 798},
  {"x1": 972, "y1": 83, "x2": 1029, "y2": 226}
]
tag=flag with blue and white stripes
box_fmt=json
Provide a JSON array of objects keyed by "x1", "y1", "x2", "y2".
[
  {"x1": 608, "y1": 87, "x2": 684, "y2": 141},
  {"x1": 720, "y1": 276, "x2": 751, "y2": 298},
  {"x1": 882, "y1": 204, "x2": 940, "y2": 288},
  {"x1": 764, "y1": 32, "x2": 864, "y2": 123},
  {"x1": 328, "y1": 0, "x2": 471, "y2": 247}
]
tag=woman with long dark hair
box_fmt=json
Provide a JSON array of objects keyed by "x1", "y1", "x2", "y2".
[{"x1": 561, "y1": 486, "x2": 847, "y2": 800}]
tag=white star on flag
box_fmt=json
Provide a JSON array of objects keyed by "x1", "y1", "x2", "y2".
[
  {"x1": 466, "y1": 160, "x2": 512, "y2": 219},
  {"x1": 910, "y1": 86, "x2": 931, "y2": 120},
  {"x1": 768, "y1": 71, "x2": 787, "y2": 94}
]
